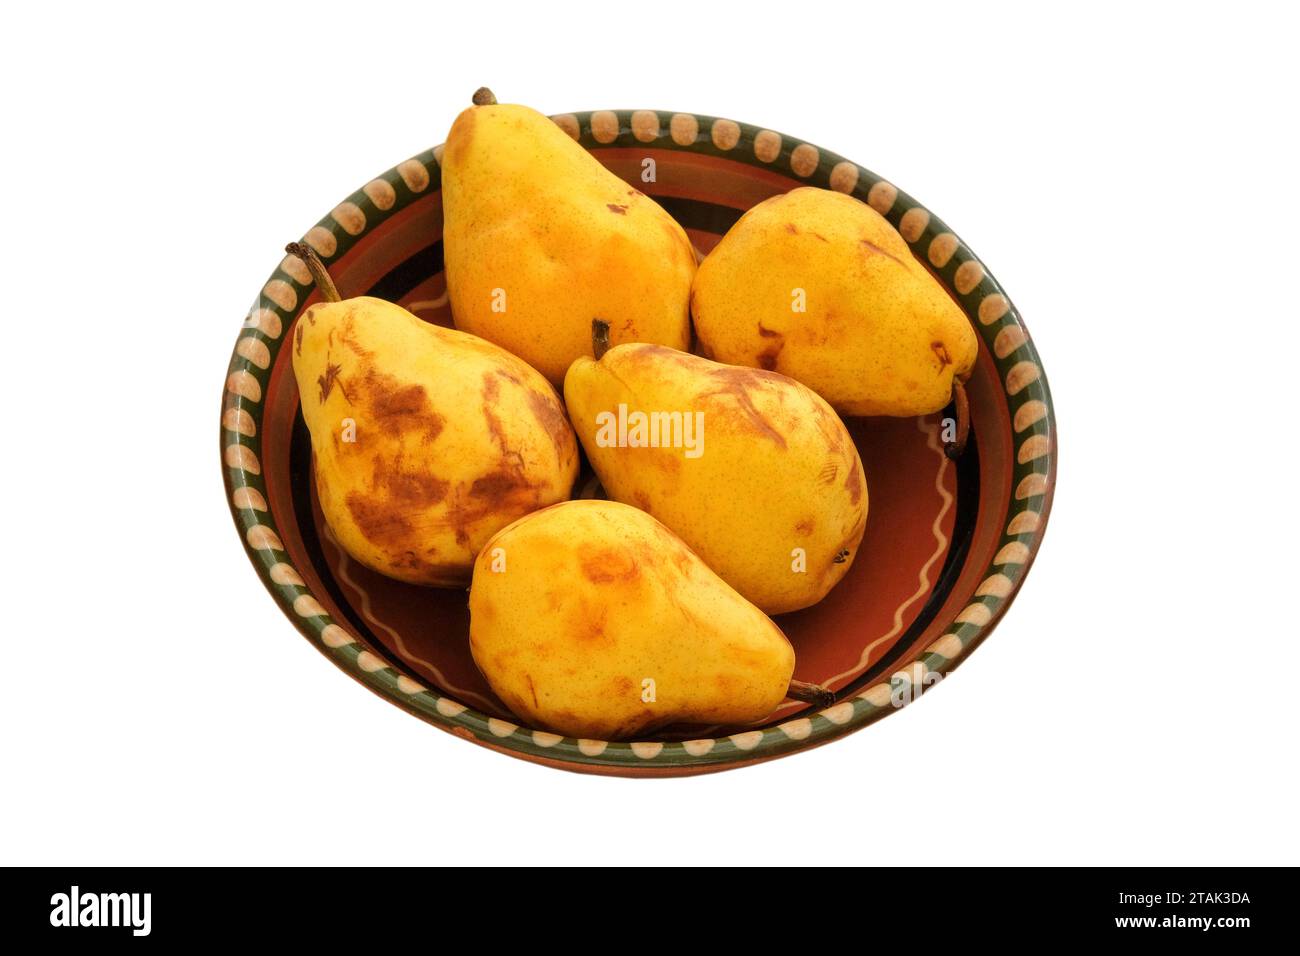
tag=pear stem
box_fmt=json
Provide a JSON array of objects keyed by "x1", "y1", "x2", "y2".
[
  {"x1": 786, "y1": 679, "x2": 835, "y2": 709},
  {"x1": 285, "y1": 242, "x2": 341, "y2": 304},
  {"x1": 592, "y1": 319, "x2": 612, "y2": 360},
  {"x1": 472, "y1": 87, "x2": 497, "y2": 106},
  {"x1": 944, "y1": 379, "x2": 971, "y2": 460}
]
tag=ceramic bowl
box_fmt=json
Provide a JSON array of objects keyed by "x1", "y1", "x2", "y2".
[{"x1": 221, "y1": 108, "x2": 1056, "y2": 776}]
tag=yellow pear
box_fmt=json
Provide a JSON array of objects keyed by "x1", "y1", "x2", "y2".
[
  {"x1": 692, "y1": 186, "x2": 978, "y2": 451},
  {"x1": 441, "y1": 89, "x2": 694, "y2": 385},
  {"x1": 469, "y1": 500, "x2": 830, "y2": 740},
  {"x1": 286, "y1": 243, "x2": 578, "y2": 586},
  {"x1": 564, "y1": 323, "x2": 868, "y2": 615}
]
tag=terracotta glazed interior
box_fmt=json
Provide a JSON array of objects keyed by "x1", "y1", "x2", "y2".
[{"x1": 257, "y1": 146, "x2": 1011, "y2": 740}]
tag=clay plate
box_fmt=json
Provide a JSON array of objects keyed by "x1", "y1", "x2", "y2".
[{"x1": 220, "y1": 109, "x2": 1057, "y2": 776}]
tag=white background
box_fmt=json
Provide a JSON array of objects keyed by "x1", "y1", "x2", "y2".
[{"x1": 2, "y1": 1, "x2": 1297, "y2": 866}]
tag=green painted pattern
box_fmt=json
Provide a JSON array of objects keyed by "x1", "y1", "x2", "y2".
[{"x1": 220, "y1": 110, "x2": 1055, "y2": 774}]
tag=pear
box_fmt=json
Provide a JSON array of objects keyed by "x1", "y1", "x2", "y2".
[
  {"x1": 691, "y1": 186, "x2": 979, "y2": 455},
  {"x1": 564, "y1": 322, "x2": 868, "y2": 615},
  {"x1": 468, "y1": 500, "x2": 831, "y2": 740},
  {"x1": 286, "y1": 242, "x2": 578, "y2": 586},
  {"x1": 441, "y1": 89, "x2": 694, "y2": 385}
]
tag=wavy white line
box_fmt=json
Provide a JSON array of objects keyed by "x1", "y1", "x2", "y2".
[
  {"x1": 692, "y1": 414, "x2": 955, "y2": 733},
  {"x1": 406, "y1": 292, "x2": 449, "y2": 314},
  {"x1": 817, "y1": 415, "x2": 954, "y2": 691},
  {"x1": 321, "y1": 524, "x2": 501, "y2": 713}
]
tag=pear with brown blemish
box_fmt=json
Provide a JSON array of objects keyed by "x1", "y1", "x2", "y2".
[
  {"x1": 564, "y1": 322, "x2": 868, "y2": 615},
  {"x1": 691, "y1": 186, "x2": 979, "y2": 456},
  {"x1": 441, "y1": 88, "x2": 694, "y2": 385},
  {"x1": 469, "y1": 500, "x2": 832, "y2": 740},
  {"x1": 286, "y1": 242, "x2": 578, "y2": 587}
]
